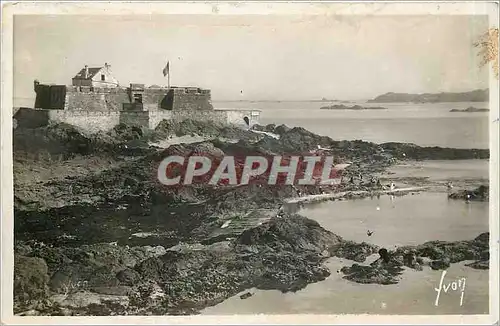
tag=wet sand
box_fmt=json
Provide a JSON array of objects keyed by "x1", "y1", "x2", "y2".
[{"x1": 202, "y1": 258, "x2": 488, "y2": 315}]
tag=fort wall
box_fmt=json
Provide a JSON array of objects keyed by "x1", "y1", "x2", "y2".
[
  {"x1": 168, "y1": 88, "x2": 213, "y2": 111},
  {"x1": 35, "y1": 84, "x2": 214, "y2": 112},
  {"x1": 224, "y1": 110, "x2": 260, "y2": 126},
  {"x1": 117, "y1": 109, "x2": 259, "y2": 130},
  {"x1": 28, "y1": 82, "x2": 260, "y2": 134},
  {"x1": 14, "y1": 107, "x2": 261, "y2": 134},
  {"x1": 48, "y1": 110, "x2": 120, "y2": 133},
  {"x1": 142, "y1": 89, "x2": 170, "y2": 110},
  {"x1": 149, "y1": 111, "x2": 173, "y2": 129},
  {"x1": 117, "y1": 110, "x2": 175, "y2": 129},
  {"x1": 170, "y1": 109, "x2": 227, "y2": 124},
  {"x1": 119, "y1": 111, "x2": 153, "y2": 129},
  {"x1": 64, "y1": 86, "x2": 130, "y2": 111},
  {"x1": 13, "y1": 108, "x2": 50, "y2": 128}
]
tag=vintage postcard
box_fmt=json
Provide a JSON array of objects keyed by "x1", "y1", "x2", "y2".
[{"x1": 1, "y1": 1, "x2": 499, "y2": 324}]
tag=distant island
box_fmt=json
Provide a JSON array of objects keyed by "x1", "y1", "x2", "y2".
[
  {"x1": 450, "y1": 106, "x2": 489, "y2": 113},
  {"x1": 368, "y1": 89, "x2": 489, "y2": 103},
  {"x1": 320, "y1": 104, "x2": 387, "y2": 110}
]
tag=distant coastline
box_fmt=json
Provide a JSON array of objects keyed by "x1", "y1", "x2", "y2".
[
  {"x1": 367, "y1": 89, "x2": 489, "y2": 103},
  {"x1": 320, "y1": 104, "x2": 387, "y2": 111},
  {"x1": 212, "y1": 89, "x2": 489, "y2": 104},
  {"x1": 214, "y1": 99, "x2": 355, "y2": 103}
]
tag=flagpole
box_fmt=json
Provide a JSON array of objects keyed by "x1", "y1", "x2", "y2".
[{"x1": 163, "y1": 61, "x2": 171, "y2": 90}]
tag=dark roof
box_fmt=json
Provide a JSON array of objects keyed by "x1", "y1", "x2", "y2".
[{"x1": 72, "y1": 67, "x2": 103, "y2": 80}]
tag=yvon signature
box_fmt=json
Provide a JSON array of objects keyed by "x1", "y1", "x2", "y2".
[{"x1": 434, "y1": 270, "x2": 466, "y2": 307}]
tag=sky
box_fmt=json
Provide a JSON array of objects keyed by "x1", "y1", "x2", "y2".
[{"x1": 13, "y1": 14, "x2": 489, "y2": 104}]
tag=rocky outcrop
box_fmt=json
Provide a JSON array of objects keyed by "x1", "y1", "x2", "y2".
[
  {"x1": 449, "y1": 185, "x2": 489, "y2": 201},
  {"x1": 340, "y1": 233, "x2": 489, "y2": 285},
  {"x1": 380, "y1": 142, "x2": 488, "y2": 160},
  {"x1": 450, "y1": 107, "x2": 489, "y2": 113},
  {"x1": 14, "y1": 255, "x2": 50, "y2": 308},
  {"x1": 15, "y1": 213, "x2": 377, "y2": 315}
]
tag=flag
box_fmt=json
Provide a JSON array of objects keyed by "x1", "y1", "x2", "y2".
[{"x1": 162, "y1": 61, "x2": 170, "y2": 77}]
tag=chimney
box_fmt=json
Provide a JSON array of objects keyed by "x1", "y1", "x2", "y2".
[
  {"x1": 105, "y1": 62, "x2": 111, "y2": 71},
  {"x1": 84, "y1": 65, "x2": 89, "y2": 79}
]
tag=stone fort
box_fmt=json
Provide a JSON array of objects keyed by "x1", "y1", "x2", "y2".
[{"x1": 15, "y1": 63, "x2": 260, "y2": 133}]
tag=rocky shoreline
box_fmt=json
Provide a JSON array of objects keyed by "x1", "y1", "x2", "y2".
[
  {"x1": 450, "y1": 106, "x2": 489, "y2": 113},
  {"x1": 13, "y1": 119, "x2": 490, "y2": 315}
]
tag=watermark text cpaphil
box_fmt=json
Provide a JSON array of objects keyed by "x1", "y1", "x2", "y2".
[{"x1": 157, "y1": 154, "x2": 345, "y2": 186}]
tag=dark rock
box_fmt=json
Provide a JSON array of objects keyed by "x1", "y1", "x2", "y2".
[
  {"x1": 449, "y1": 185, "x2": 489, "y2": 201},
  {"x1": 341, "y1": 233, "x2": 489, "y2": 285},
  {"x1": 273, "y1": 124, "x2": 290, "y2": 135},
  {"x1": 14, "y1": 255, "x2": 50, "y2": 305},
  {"x1": 429, "y1": 259, "x2": 451, "y2": 270},
  {"x1": 116, "y1": 268, "x2": 141, "y2": 286},
  {"x1": 450, "y1": 107, "x2": 489, "y2": 113},
  {"x1": 465, "y1": 260, "x2": 489, "y2": 270},
  {"x1": 331, "y1": 241, "x2": 379, "y2": 262},
  {"x1": 91, "y1": 285, "x2": 132, "y2": 296},
  {"x1": 340, "y1": 262, "x2": 403, "y2": 285},
  {"x1": 380, "y1": 142, "x2": 488, "y2": 160},
  {"x1": 236, "y1": 214, "x2": 342, "y2": 252},
  {"x1": 264, "y1": 124, "x2": 276, "y2": 132},
  {"x1": 239, "y1": 292, "x2": 253, "y2": 299}
]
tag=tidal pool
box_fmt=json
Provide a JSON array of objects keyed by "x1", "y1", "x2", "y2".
[{"x1": 203, "y1": 192, "x2": 489, "y2": 315}]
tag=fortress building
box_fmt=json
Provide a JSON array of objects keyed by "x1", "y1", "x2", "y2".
[{"x1": 17, "y1": 63, "x2": 260, "y2": 132}]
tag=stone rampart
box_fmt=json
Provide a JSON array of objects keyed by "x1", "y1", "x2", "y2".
[{"x1": 48, "y1": 110, "x2": 120, "y2": 133}]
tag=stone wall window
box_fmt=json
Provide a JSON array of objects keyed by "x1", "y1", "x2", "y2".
[
  {"x1": 101, "y1": 74, "x2": 105, "y2": 81},
  {"x1": 134, "y1": 93, "x2": 143, "y2": 104}
]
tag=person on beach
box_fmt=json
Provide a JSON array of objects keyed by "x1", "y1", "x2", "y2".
[
  {"x1": 291, "y1": 184, "x2": 302, "y2": 197},
  {"x1": 276, "y1": 205, "x2": 285, "y2": 218},
  {"x1": 378, "y1": 248, "x2": 390, "y2": 263}
]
